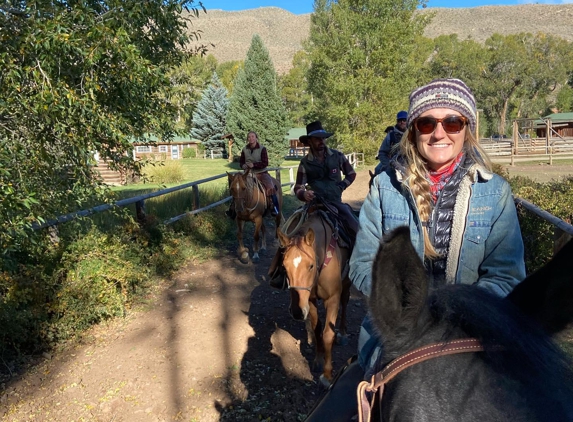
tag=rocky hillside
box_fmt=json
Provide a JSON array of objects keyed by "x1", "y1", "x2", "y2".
[{"x1": 187, "y1": 4, "x2": 573, "y2": 74}]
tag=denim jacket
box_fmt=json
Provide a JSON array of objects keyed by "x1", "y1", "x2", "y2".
[{"x1": 349, "y1": 162, "x2": 526, "y2": 374}]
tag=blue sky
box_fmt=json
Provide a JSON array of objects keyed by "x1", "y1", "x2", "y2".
[{"x1": 201, "y1": 0, "x2": 573, "y2": 15}]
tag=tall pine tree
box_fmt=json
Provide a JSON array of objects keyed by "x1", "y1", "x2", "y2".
[
  {"x1": 190, "y1": 72, "x2": 229, "y2": 152},
  {"x1": 226, "y1": 34, "x2": 290, "y2": 166}
]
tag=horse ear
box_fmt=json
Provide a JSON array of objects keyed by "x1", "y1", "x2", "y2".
[
  {"x1": 227, "y1": 172, "x2": 233, "y2": 182},
  {"x1": 369, "y1": 227, "x2": 428, "y2": 340},
  {"x1": 305, "y1": 228, "x2": 315, "y2": 246},
  {"x1": 277, "y1": 227, "x2": 290, "y2": 248},
  {"x1": 507, "y1": 236, "x2": 573, "y2": 335}
]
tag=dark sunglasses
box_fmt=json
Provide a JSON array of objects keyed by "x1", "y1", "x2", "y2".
[{"x1": 414, "y1": 116, "x2": 467, "y2": 135}]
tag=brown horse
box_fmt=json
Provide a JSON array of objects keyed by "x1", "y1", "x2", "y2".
[
  {"x1": 277, "y1": 212, "x2": 351, "y2": 387},
  {"x1": 227, "y1": 169, "x2": 282, "y2": 263}
]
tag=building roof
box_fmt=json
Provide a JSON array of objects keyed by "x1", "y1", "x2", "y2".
[{"x1": 533, "y1": 112, "x2": 573, "y2": 127}]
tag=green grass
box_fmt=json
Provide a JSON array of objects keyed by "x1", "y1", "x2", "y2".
[{"x1": 113, "y1": 158, "x2": 299, "y2": 194}]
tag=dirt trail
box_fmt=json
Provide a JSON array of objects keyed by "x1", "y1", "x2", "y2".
[{"x1": 0, "y1": 170, "x2": 373, "y2": 422}]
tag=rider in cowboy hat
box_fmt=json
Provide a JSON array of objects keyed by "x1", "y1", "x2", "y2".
[{"x1": 268, "y1": 121, "x2": 359, "y2": 289}]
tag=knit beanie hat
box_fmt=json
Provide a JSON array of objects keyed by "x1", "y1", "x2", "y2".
[{"x1": 407, "y1": 78, "x2": 477, "y2": 133}]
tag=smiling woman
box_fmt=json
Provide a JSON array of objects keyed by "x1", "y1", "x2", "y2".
[{"x1": 340, "y1": 78, "x2": 527, "y2": 414}]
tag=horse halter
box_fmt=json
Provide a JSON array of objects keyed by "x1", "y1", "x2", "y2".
[
  {"x1": 231, "y1": 173, "x2": 262, "y2": 212},
  {"x1": 284, "y1": 219, "x2": 338, "y2": 292},
  {"x1": 284, "y1": 245, "x2": 319, "y2": 292},
  {"x1": 356, "y1": 338, "x2": 484, "y2": 422}
]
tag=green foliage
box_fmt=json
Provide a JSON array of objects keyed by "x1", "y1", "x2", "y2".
[
  {"x1": 424, "y1": 32, "x2": 573, "y2": 136},
  {"x1": 0, "y1": 180, "x2": 242, "y2": 368},
  {"x1": 226, "y1": 35, "x2": 290, "y2": 166},
  {"x1": 143, "y1": 160, "x2": 186, "y2": 184},
  {"x1": 168, "y1": 54, "x2": 219, "y2": 131},
  {"x1": 0, "y1": 0, "x2": 206, "y2": 255},
  {"x1": 51, "y1": 230, "x2": 147, "y2": 338},
  {"x1": 556, "y1": 83, "x2": 573, "y2": 113},
  {"x1": 190, "y1": 72, "x2": 229, "y2": 151},
  {"x1": 182, "y1": 147, "x2": 197, "y2": 158},
  {"x1": 305, "y1": 0, "x2": 430, "y2": 160},
  {"x1": 217, "y1": 60, "x2": 244, "y2": 94},
  {"x1": 278, "y1": 51, "x2": 313, "y2": 126},
  {"x1": 509, "y1": 176, "x2": 573, "y2": 273}
]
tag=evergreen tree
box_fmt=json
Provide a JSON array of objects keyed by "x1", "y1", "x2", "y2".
[
  {"x1": 190, "y1": 72, "x2": 229, "y2": 152},
  {"x1": 226, "y1": 34, "x2": 290, "y2": 166}
]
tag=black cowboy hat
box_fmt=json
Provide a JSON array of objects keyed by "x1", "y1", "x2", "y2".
[{"x1": 299, "y1": 121, "x2": 333, "y2": 145}]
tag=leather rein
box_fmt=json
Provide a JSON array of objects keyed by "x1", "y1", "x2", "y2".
[{"x1": 357, "y1": 338, "x2": 484, "y2": 422}]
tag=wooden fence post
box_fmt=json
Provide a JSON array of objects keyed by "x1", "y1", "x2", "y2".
[
  {"x1": 192, "y1": 185, "x2": 200, "y2": 211},
  {"x1": 136, "y1": 200, "x2": 146, "y2": 224}
]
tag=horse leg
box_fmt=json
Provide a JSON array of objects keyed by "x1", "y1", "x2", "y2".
[
  {"x1": 259, "y1": 210, "x2": 267, "y2": 253},
  {"x1": 252, "y1": 216, "x2": 265, "y2": 263},
  {"x1": 237, "y1": 219, "x2": 249, "y2": 263},
  {"x1": 336, "y1": 278, "x2": 351, "y2": 346},
  {"x1": 307, "y1": 298, "x2": 325, "y2": 375},
  {"x1": 320, "y1": 294, "x2": 341, "y2": 387}
]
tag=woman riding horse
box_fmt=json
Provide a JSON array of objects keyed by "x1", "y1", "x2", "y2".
[{"x1": 226, "y1": 131, "x2": 279, "y2": 219}]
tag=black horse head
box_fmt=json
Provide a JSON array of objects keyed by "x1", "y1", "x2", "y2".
[{"x1": 368, "y1": 226, "x2": 573, "y2": 422}]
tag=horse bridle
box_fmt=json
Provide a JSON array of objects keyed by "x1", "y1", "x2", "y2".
[
  {"x1": 356, "y1": 338, "x2": 484, "y2": 422},
  {"x1": 285, "y1": 218, "x2": 337, "y2": 292},
  {"x1": 231, "y1": 173, "x2": 262, "y2": 213}
]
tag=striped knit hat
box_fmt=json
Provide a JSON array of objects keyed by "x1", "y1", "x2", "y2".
[{"x1": 407, "y1": 78, "x2": 477, "y2": 133}]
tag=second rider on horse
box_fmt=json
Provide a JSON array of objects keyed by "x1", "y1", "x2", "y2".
[
  {"x1": 268, "y1": 121, "x2": 359, "y2": 289},
  {"x1": 226, "y1": 131, "x2": 280, "y2": 219}
]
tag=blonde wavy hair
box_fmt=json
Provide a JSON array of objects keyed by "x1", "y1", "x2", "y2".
[{"x1": 398, "y1": 126, "x2": 492, "y2": 258}]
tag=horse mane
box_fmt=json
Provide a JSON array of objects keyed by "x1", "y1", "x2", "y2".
[
  {"x1": 419, "y1": 284, "x2": 573, "y2": 398},
  {"x1": 230, "y1": 172, "x2": 258, "y2": 203}
]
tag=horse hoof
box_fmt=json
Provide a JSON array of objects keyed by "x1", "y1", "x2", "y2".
[
  {"x1": 312, "y1": 360, "x2": 324, "y2": 373},
  {"x1": 252, "y1": 254, "x2": 260, "y2": 264},
  {"x1": 239, "y1": 252, "x2": 249, "y2": 264},
  {"x1": 319, "y1": 374, "x2": 332, "y2": 388},
  {"x1": 336, "y1": 333, "x2": 349, "y2": 346}
]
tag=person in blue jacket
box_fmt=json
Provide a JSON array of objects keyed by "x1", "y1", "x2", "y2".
[
  {"x1": 374, "y1": 110, "x2": 408, "y2": 175},
  {"x1": 305, "y1": 78, "x2": 526, "y2": 421},
  {"x1": 351, "y1": 77, "x2": 526, "y2": 377}
]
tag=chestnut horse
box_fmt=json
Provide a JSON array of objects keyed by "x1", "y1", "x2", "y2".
[
  {"x1": 277, "y1": 212, "x2": 351, "y2": 387},
  {"x1": 227, "y1": 169, "x2": 282, "y2": 263}
]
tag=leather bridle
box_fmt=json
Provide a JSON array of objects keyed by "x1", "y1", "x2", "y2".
[
  {"x1": 357, "y1": 338, "x2": 484, "y2": 422},
  {"x1": 285, "y1": 218, "x2": 338, "y2": 292}
]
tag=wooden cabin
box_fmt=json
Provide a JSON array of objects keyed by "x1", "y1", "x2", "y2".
[
  {"x1": 535, "y1": 112, "x2": 573, "y2": 138},
  {"x1": 130, "y1": 134, "x2": 201, "y2": 161}
]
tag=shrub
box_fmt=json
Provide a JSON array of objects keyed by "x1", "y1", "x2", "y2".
[
  {"x1": 509, "y1": 176, "x2": 573, "y2": 273},
  {"x1": 182, "y1": 147, "x2": 196, "y2": 158},
  {"x1": 50, "y1": 228, "x2": 147, "y2": 340},
  {"x1": 143, "y1": 160, "x2": 185, "y2": 184}
]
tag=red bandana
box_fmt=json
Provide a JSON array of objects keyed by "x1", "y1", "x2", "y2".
[{"x1": 428, "y1": 152, "x2": 464, "y2": 202}]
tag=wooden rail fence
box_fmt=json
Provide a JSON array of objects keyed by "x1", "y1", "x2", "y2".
[{"x1": 33, "y1": 164, "x2": 573, "y2": 254}]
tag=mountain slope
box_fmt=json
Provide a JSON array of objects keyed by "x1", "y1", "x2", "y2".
[{"x1": 187, "y1": 4, "x2": 573, "y2": 74}]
